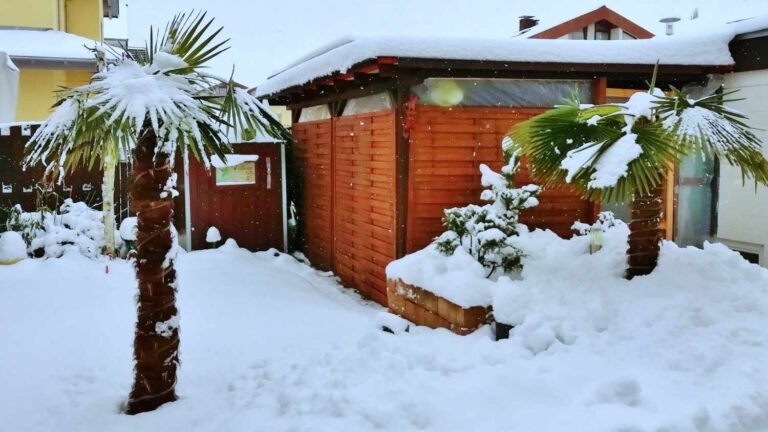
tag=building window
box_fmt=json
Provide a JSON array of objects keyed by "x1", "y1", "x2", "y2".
[
  {"x1": 569, "y1": 27, "x2": 587, "y2": 40},
  {"x1": 341, "y1": 92, "x2": 393, "y2": 116},
  {"x1": 594, "y1": 21, "x2": 614, "y2": 40},
  {"x1": 297, "y1": 104, "x2": 331, "y2": 122},
  {"x1": 737, "y1": 250, "x2": 761, "y2": 265},
  {"x1": 412, "y1": 78, "x2": 592, "y2": 108}
]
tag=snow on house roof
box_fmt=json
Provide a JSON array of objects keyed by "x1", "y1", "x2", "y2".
[
  {"x1": 515, "y1": 5, "x2": 653, "y2": 39},
  {"x1": 0, "y1": 28, "x2": 103, "y2": 66},
  {"x1": 728, "y1": 13, "x2": 768, "y2": 38},
  {"x1": 256, "y1": 31, "x2": 735, "y2": 97}
]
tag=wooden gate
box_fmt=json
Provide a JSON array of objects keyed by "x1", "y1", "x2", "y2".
[
  {"x1": 292, "y1": 119, "x2": 334, "y2": 269},
  {"x1": 187, "y1": 143, "x2": 284, "y2": 251}
]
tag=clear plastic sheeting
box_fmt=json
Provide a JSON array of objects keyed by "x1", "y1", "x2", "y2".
[
  {"x1": 341, "y1": 92, "x2": 393, "y2": 116},
  {"x1": 675, "y1": 154, "x2": 715, "y2": 248},
  {"x1": 412, "y1": 78, "x2": 592, "y2": 108},
  {"x1": 297, "y1": 104, "x2": 331, "y2": 122}
]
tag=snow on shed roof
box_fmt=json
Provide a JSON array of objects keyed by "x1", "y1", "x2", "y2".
[
  {"x1": 256, "y1": 31, "x2": 735, "y2": 97},
  {"x1": 0, "y1": 28, "x2": 103, "y2": 65}
]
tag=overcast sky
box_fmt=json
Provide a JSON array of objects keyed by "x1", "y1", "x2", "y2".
[{"x1": 105, "y1": 0, "x2": 768, "y2": 88}]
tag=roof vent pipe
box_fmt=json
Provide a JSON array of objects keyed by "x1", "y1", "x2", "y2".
[
  {"x1": 519, "y1": 15, "x2": 539, "y2": 32},
  {"x1": 659, "y1": 16, "x2": 681, "y2": 36}
]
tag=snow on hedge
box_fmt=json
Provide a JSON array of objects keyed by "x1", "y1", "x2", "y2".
[
  {"x1": 257, "y1": 31, "x2": 735, "y2": 97},
  {"x1": 6, "y1": 200, "x2": 105, "y2": 259},
  {"x1": 3, "y1": 200, "x2": 136, "y2": 260}
]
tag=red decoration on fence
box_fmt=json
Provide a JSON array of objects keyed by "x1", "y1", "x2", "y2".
[{"x1": 403, "y1": 94, "x2": 418, "y2": 139}]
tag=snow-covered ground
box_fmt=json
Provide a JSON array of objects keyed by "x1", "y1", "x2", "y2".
[{"x1": 2, "y1": 238, "x2": 768, "y2": 431}]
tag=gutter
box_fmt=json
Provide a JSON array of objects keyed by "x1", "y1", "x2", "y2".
[{"x1": 10, "y1": 56, "x2": 97, "y2": 71}]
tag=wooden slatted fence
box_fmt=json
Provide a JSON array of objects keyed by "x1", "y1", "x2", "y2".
[{"x1": 407, "y1": 105, "x2": 596, "y2": 253}]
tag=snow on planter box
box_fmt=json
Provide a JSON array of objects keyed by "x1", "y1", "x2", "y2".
[{"x1": 385, "y1": 245, "x2": 492, "y2": 335}]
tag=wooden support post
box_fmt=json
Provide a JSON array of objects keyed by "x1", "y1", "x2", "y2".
[{"x1": 393, "y1": 88, "x2": 410, "y2": 259}]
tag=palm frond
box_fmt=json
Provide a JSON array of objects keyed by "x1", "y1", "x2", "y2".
[
  {"x1": 509, "y1": 98, "x2": 684, "y2": 202},
  {"x1": 657, "y1": 88, "x2": 768, "y2": 186},
  {"x1": 26, "y1": 11, "x2": 291, "y2": 177}
]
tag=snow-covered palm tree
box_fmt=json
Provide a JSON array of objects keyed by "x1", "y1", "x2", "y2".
[
  {"x1": 26, "y1": 12, "x2": 288, "y2": 414},
  {"x1": 510, "y1": 73, "x2": 768, "y2": 279}
]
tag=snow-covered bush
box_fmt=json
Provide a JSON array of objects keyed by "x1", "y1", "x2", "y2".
[
  {"x1": 435, "y1": 154, "x2": 540, "y2": 276},
  {"x1": 571, "y1": 211, "x2": 621, "y2": 235},
  {"x1": 571, "y1": 211, "x2": 624, "y2": 254},
  {"x1": 33, "y1": 200, "x2": 104, "y2": 259},
  {"x1": 4, "y1": 204, "x2": 45, "y2": 247},
  {"x1": 4, "y1": 199, "x2": 105, "y2": 259}
]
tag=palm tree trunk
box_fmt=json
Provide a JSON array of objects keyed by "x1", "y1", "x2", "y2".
[
  {"x1": 125, "y1": 127, "x2": 179, "y2": 414},
  {"x1": 101, "y1": 144, "x2": 117, "y2": 257},
  {"x1": 625, "y1": 182, "x2": 666, "y2": 279}
]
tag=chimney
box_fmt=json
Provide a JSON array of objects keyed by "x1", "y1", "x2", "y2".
[
  {"x1": 519, "y1": 15, "x2": 539, "y2": 32},
  {"x1": 659, "y1": 16, "x2": 681, "y2": 36}
]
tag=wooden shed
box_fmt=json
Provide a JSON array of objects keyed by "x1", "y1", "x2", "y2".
[{"x1": 258, "y1": 33, "x2": 733, "y2": 305}]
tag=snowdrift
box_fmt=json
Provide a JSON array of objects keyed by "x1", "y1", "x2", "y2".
[{"x1": 385, "y1": 222, "x2": 768, "y2": 430}]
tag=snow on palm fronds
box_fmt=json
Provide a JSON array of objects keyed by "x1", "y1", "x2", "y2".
[
  {"x1": 510, "y1": 69, "x2": 768, "y2": 202},
  {"x1": 657, "y1": 90, "x2": 768, "y2": 185},
  {"x1": 26, "y1": 11, "x2": 289, "y2": 176}
]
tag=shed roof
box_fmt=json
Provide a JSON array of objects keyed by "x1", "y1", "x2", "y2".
[
  {"x1": 0, "y1": 28, "x2": 104, "y2": 70},
  {"x1": 256, "y1": 31, "x2": 735, "y2": 99}
]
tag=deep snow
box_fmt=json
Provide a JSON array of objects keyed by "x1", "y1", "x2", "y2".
[{"x1": 2, "y1": 237, "x2": 768, "y2": 431}]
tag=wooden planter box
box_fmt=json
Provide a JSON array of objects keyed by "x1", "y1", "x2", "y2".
[{"x1": 386, "y1": 278, "x2": 490, "y2": 335}]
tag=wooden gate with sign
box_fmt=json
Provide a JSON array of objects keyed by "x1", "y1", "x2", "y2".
[{"x1": 187, "y1": 143, "x2": 285, "y2": 251}]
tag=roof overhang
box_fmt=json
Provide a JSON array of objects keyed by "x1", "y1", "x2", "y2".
[
  {"x1": 263, "y1": 56, "x2": 732, "y2": 109},
  {"x1": 257, "y1": 32, "x2": 736, "y2": 108}
]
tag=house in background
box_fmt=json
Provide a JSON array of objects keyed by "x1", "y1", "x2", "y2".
[
  {"x1": 0, "y1": 0, "x2": 113, "y2": 121},
  {"x1": 717, "y1": 17, "x2": 768, "y2": 267},
  {"x1": 516, "y1": 5, "x2": 655, "y2": 40},
  {"x1": 256, "y1": 6, "x2": 739, "y2": 305}
]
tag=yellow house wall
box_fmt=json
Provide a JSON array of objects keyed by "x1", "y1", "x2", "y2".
[
  {"x1": 15, "y1": 70, "x2": 65, "y2": 121},
  {"x1": 64, "y1": 0, "x2": 102, "y2": 40},
  {"x1": 0, "y1": 0, "x2": 60, "y2": 29},
  {"x1": 2, "y1": 0, "x2": 101, "y2": 121},
  {"x1": 15, "y1": 69, "x2": 93, "y2": 121},
  {"x1": 0, "y1": 0, "x2": 101, "y2": 39},
  {"x1": 269, "y1": 105, "x2": 293, "y2": 127}
]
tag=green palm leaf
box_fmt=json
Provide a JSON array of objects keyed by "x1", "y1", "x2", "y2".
[{"x1": 509, "y1": 86, "x2": 767, "y2": 203}]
